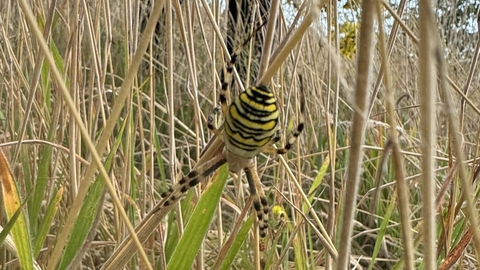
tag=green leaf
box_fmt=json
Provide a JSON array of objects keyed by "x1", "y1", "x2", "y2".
[
  {"x1": 0, "y1": 150, "x2": 33, "y2": 270},
  {"x1": 304, "y1": 155, "x2": 330, "y2": 212},
  {"x1": 57, "y1": 118, "x2": 126, "y2": 270},
  {"x1": 34, "y1": 186, "x2": 63, "y2": 257},
  {"x1": 216, "y1": 215, "x2": 253, "y2": 270},
  {"x1": 367, "y1": 193, "x2": 397, "y2": 270},
  {"x1": 57, "y1": 168, "x2": 106, "y2": 270},
  {"x1": 166, "y1": 164, "x2": 229, "y2": 270},
  {"x1": 29, "y1": 134, "x2": 53, "y2": 235},
  {"x1": 0, "y1": 191, "x2": 30, "y2": 246}
]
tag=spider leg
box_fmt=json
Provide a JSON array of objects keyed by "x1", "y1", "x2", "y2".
[
  {"x1": 220, "y1": 50, "x2": 238, "y2": 116},
  {"x1": 160, "y1": 154, "x2": 227, "y2": 207},
  {"x1": 207, "y1": 106, "x2": 223, "y2": 137},
  {"x1": 244, "y1": 163, "x2": 269, "y2": 238},
  {"x1": 219, "y1": 28, "x2": 261, "y2": 118},
  {"x1": 263, "y1": 75, "x2": 306, "y2": 155}
]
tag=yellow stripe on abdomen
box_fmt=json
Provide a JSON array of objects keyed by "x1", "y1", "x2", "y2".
[
  {"x1": 224, "y1": 85, "x2": 280, "y2": 158},
  {"x1": 228, "y1": 104, "x2": 278, "y2": 131}
]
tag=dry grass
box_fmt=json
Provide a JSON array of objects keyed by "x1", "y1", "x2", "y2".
[{"x1": 0, "y1": 0, "x2": 479, "y2": 269}]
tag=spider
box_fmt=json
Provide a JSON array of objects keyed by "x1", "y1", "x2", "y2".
[{"x1": 159, "y1": 37, "x2": 305, "y2": 238}]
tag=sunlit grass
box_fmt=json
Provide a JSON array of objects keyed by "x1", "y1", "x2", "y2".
[{"x1": 0, "y1": 0, "x2": 479, "y2": 269}]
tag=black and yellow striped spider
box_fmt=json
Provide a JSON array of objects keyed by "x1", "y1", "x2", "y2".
[{"x1": 159, "y1": 40, "x2": 305, "y2": 238}]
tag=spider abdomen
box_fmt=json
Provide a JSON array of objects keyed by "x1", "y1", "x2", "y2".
[{"x1": 224, "y1": 85, "x2": 279, "y2": 158}]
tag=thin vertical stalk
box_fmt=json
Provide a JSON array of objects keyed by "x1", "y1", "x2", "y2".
[
  {"x1": 335, "y1": 0, "x2": 375, "y2": 268},
  {"x1": 375, "y1": 1, "x2": 414, "y2": 269},
  {"x1": 257, "y1": 0, "x2": 324, "y2": 85},
  {"x1": 257, "y1": 0, "x2": 279, "y2": 79},
  {"x1": 166, "y1": 0, "x2": 182, "y2": 236},
  {"x1": 326, "y1": 1, "x2": 339, "y2": 269},
  {"x1": 418, "y1": 0, "x2": 437, "y2": 269},
  {"x1": 367, "y1": 0, "x2": 407, "y2": 119},
  {"x1": 437, "y1": 38, "x2": 480, "y2": 266},
  {"x1": 458, "y1": 11, "x2": 480, "y2": 130}
]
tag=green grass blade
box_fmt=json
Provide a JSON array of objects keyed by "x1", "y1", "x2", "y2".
[
  {"x1": 29, "y1": 133, "x2": 53, "y2": 235},
  {"x1": 164, "y1": 187, "x2": 197, "y2": 261},
  {"x1": 216, "y1": 215, "x2": 253, "y2": 270},
  {"x1": 307, "y1": 156, "x2": 330, "y2": 203},
  {"x1": 368, "y1": 193, "x2": 397, "y2": 270},
  {"x1": 0, "y1": 150, "x2": 33, "y2": 270},
  {"x1": 0, "y1": 191, "x2": 30, "y2": 246},
  {"x1": 153, "y1": 125, "x2": 166, "y2": 183},
  {"x1": 57, "y1": 119, "x2": 126, "y2": 270},
  {"x1": 166, "y1": 164, "x2": 229, "y2": 270},
  {"x1": 57, "y1": 170, "x2": 106, "y2": 270},
  {"x1": 293, "y1": 236, "x2": 307, "y2": 269},
  {"x1": 30, "y1": 36, "x2": 64, "y2": 234},
  {"x1": 34, "y1": 186, "x2": 63, "y2": 257}
]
